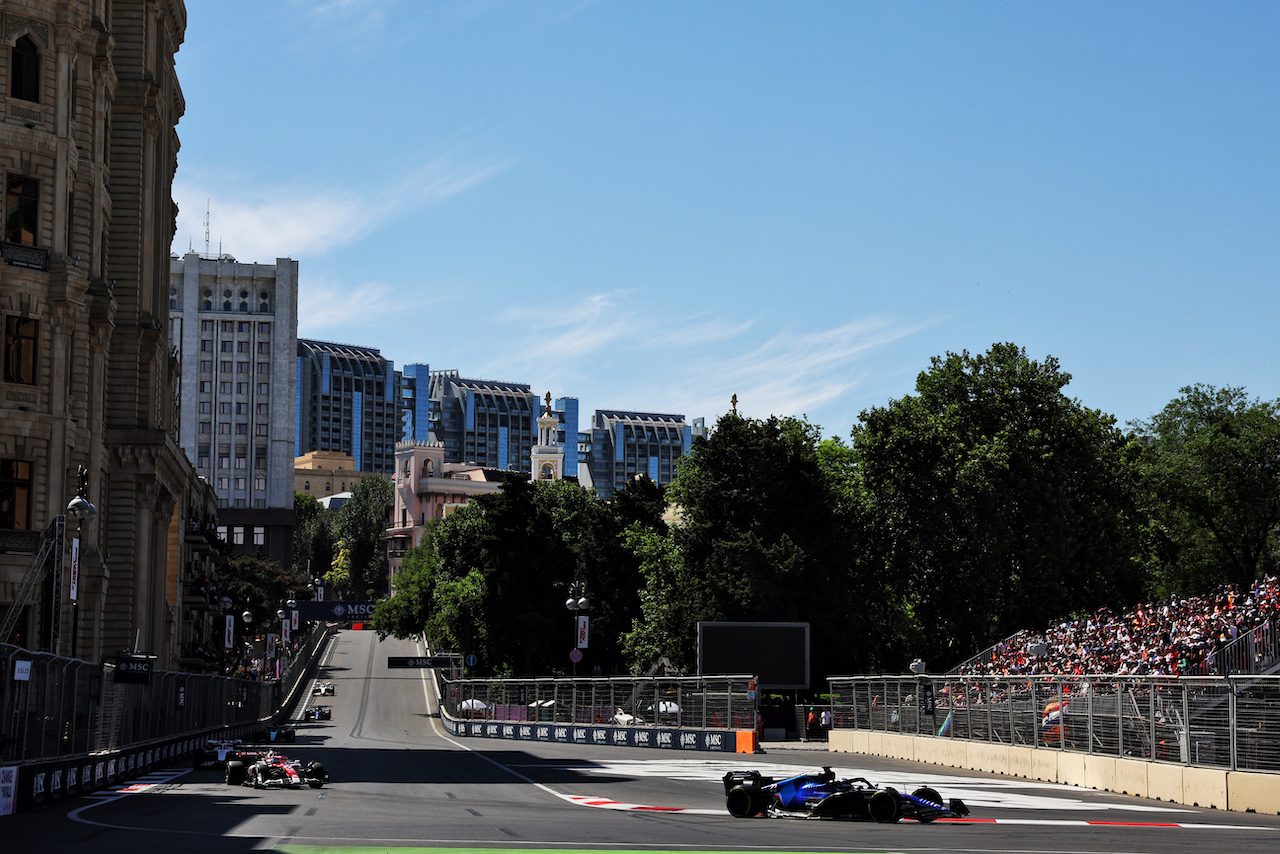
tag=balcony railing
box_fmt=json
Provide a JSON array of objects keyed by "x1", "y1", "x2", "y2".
[{"x1": 0, "y1": 241, "x2": 49, "y2": 271}]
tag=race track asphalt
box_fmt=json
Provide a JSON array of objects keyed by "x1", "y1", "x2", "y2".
[{"x1": 5, "y1": 628, "x2": 1278, "y2": 854}]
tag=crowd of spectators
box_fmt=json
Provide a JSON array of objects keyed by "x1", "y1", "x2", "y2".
[{"x1": 957, "y1": 575, "x2": 1280, "y2": 677}]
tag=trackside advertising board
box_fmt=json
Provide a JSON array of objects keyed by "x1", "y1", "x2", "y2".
[
  {"x1": 441, "y1": 716, "x2": 737, "y2": 752},
  {"x1": 293, "y1": 600, "x2": 379, "y2": 622}
]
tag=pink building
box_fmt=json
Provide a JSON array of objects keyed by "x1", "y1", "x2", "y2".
[{"x1": 385, "y1": 440, "x2": 508, "y2": 587}]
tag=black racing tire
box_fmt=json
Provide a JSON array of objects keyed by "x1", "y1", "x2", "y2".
[
  {"x1": 726, "y1": 785, "x2": 758, "y2": 818},
  {"x1": 250, "y1": 764, "x2": 266, "y2": 789},
  {"x1": 225, "y1": 760, "x2": 246, "y2": 786},
  {"x1": 307, "y1": 761, "x2": 327, "y2": 788},
  {"x1": 912, "y1": 786, "x2": 942, "y2": 805},
  {"x1": 867, "y1": 790, "x2": 900, "y2": 823},
  {"x1": 912, "y1": 787, "x2": 943, "y2": 823}
]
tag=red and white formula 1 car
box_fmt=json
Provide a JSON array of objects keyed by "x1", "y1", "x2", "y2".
[
  {"x1": 225, "y1": 749, "x2": 328, "y2": 789},
  {"x1": 312, "y1": 681, "x2": 336, "y2": 696}
]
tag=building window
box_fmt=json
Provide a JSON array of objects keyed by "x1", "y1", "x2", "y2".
[
  {"x1": 256, "y1": 362, "x2": 268, "y2": 374},
  {"x1": 221, "y1": 321, "x2": 234, "y2": 333},
  {"x1": 197, "y1": 453, "x2": 209, "y2": 468},
  {"x1": 236, "y1": 382, "x2": 248, "y2": 393},
  {"x1": 304, "y1": 480, "x2": 310, "y2": 491},
  {"x1": 256, "y1": 403, "x2": 268, "y2": 415},
  {"x1": 201, "y1": 320, "x2": 214, "y2": 332},
  {"x1": 219, "y1": 402, "x2": 231, "y2": 414},
  {"x1": 199, "y1": 421, "x2": 211, "y2": 434},
  {"x1": 235, "y1": 455, "x2": 246, "y2": 469},
  {"x1": 200, "y1": 381, "x2": 212, "y2": 393},
  {"x1": 253, "y1": 526, "x2": 265, "y2": 546},
  {"x1": 217, "y1": 477, "x2": 228, "y2": 490},
  {"x1": 199, "y1": 360, "x2": 212, "y2": 373},
  {"x1": 258, "y1": 292, "x2": 270, "y2": 311},
  {"x1": 256, "y1": 382, "x2": 268, "y2": 394},
  {"x1": 220, "y1": 360, "x2": 231, "y2": 372},
  {"x1": 218, "y1": 423, "x2": 230, "y2": 435},
  {"x1": 0, "y1": 459, "x2": 32, "y2": 529},
  {"x1": 219, "y1": 381, "x2": 231, "y2": 393},
  {"x1": 5, "y1": 176, "x2": 38, "y2": 246},
  {"x1": 200, "y1": 339, "x2": 212, "y2": 352},
  {"x1": 258, "y1": 322, "x2": 271, "y2": 333},
  {"x1": 255, "y1": 424, "x2": 268, "y2": 436},
  {"x1": 220, "y1": 340, "x2": 232, "y2": 353},
  {"x1": 10, "y1": 36, "x2": 40, "y2": 103},
  {"x1": 233, "y1": 527, "x2": 245, "y2": 545},
  {"x1": 236, "y1": 362, "x2": 248, "y2": 374},
  {"x1": 234, "y1": 477, "x2": 245, "y2": 490},
  {"x1": 3, "y1": 316, "x2": 38, "y2": 384},
  {"x1": 254, "y1": 447, "x2": 267, "y2": 470},
  {"x1": 237, "y1": 341, "x2": 249, "y2": 353},
  {"x1": 257, "y1": 342, "x2": 270, "y2": 354},
  {"x1": 238, "y1": 321, "x2": 250, "y2": 333},
  {"x1": 254, "y1": 476, "x2": 265, "y2": 490},
  {"x1": 218, "y1": 454, "x2": 229, "y2": 469},
  {"x1": 236, "y1": 423, "x2": 248, "y2": 435}
]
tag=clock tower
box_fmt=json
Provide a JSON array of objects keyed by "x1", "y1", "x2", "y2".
[{"x1": 530, "y1": 391, "x2": 565, "y2": 480}]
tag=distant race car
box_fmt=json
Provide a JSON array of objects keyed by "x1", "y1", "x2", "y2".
[
  {"x1": 722, "y1": 767, "x2": 970, "y2": 823},
  {"x1": 225, "y1": 749, "x2": 328, "y2": 789},
  {"x1": 192, "y1": 737, "x2": 251, "y2": 769},
  {"x1": 305, "y1": 705, "x2": 332, "y2": 721},
  {"x1": 313, "y1": 681, "x2": 335, "y2": 696}
]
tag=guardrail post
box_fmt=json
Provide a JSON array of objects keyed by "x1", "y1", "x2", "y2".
[{"x1": 1228, "y1": 677, "x2": 1238, "y2": 771}]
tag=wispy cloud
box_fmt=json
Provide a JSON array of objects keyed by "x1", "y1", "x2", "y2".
[
  {"x1": 297, "y1": 276, "x2": 404, "y2": 332},
  {"x1": 171, "y1": 152, "x2": 510, "y2": 262},
  {"x1": 471, "y1": 291, "x2": 935, "y2": 435}
]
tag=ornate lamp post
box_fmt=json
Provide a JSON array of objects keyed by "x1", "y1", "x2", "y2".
[
  {"x1": 66, "y1": 466, "x2": 97, "y2": 659},
  {"x1": 565, "y1": 580, "x2": 588, "y2": 678}
]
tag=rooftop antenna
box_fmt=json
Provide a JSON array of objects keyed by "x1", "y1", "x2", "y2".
[{"x1": 203, "y1": 200, "x2": 210, "y2": 257}]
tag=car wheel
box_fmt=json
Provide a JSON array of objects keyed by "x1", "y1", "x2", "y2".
[
  {"x1": 912, "y1": 787, "x2": 943, "y2": 822},
  {"x1": 726, "y1": 785, "x2": 759, "y2": 818},
  {"x1": 225, "y1": 760, "x2": 246, "y2": 786},
  {"x1": 867, "y1": 790, "x2": 900, "y2": 823},
  {"x1": 251, "y1": 765, "x2": 266, "y2": 789},
  {"x1": 307, "y1": 761, "x2": 327, "y2": 788}
]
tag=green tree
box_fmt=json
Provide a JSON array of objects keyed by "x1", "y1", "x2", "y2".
[
  {"x1": 1133, "y1": 384, "x2": 1280, "y2": 593},
  {"x1": 852, "y1": 343, "x2": 1145, "y2": 669},
  {"x1": 292, "y1": 491, "x2": 337, "y2": 582},
  {"x1": 221, "y1": 553, "x2": 310, "y2": 625},
  {"x1": 625, "y1": 414, "x2": 863, "y2": 676},
  {"x1": 371, "y1": 539, "x2": 439, "y2": 641},
  {"x1": 337, "y1": 474, "x2": 394, "y2": 597}
]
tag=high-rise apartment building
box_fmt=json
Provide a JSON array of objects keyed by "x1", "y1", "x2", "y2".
[
  {"x1": 169, "y1": 252, "x2": 298, "y2": 566},
  {"x1": 587, "y1": 410, "x2": 692, "y2": 499},
  {"x1": 398, "y1": 362, "x2": 432, "y2": 447},
  {"x1": 427, "y1": 371, "x2": 540, "y2": 473},
  {"x1": 1, "y1": 1, "x2": 224, "y2": 668},
  {"x1": 296, "y1": 339, "x2": 398, "y2": 475}
]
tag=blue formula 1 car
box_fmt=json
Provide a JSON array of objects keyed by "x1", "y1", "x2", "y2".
[{"x1": 722, "y1": 767, "x2": 970, "y2": 823}]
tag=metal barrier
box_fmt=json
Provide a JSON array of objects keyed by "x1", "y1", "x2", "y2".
[
  {"x1": 0, "y1": 623, "x2": 333, "y2": 765},
  {"x1": 443, "y1": 674, "x2": 756, "y2": 729},
  {"x1": 439, "y1": 674, "x2": 758, "y2": 753},
  {"x1": 828, "y1": 674, "x2": 1280, "y2": 774}
]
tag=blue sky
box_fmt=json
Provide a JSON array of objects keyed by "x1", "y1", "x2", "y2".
[{"x1": 172, "y1": 1, "x2": 1280, "y2": 440}]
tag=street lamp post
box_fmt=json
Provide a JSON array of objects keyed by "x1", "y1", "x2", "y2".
[
  {"x1": 565, "y1": 580, "x2": 588, "y2": 678},
  {"x1": 66, "y1": 466, "x2": 97, "y2": 660}
]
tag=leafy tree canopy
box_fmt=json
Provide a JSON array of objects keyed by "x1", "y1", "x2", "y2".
[
  {"x1": 852, "y1": 343, "x2": 1145, "y2": 668},
  {"x1": 1133, "y1": 384, "x2": 1280, "y2": 593}
]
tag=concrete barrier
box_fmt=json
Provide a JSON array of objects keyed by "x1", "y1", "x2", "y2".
[{"x1": 830, "y1": 731, "x2": 1278, "y2": 814}]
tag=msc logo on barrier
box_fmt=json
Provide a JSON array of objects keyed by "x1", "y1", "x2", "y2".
[
  {"x1": 572, "y1": 727, "x2": 588, "y2": 744},
  {"x1": 519, "y1": 725, "x2": 533, "y2": 739},
  {"x1": 612, "y1": 730, "x2": 629, "y2": 746},
  {"x1": 591, "y1": 728, "x2": 608, "y2": 744},
  {"x1": 704, "y1": 733, "x2": 723, "y2": 749},
  {"x1": 634, "y1": 730, "x2": 651, "y2": 746},
  {"x1": 537, "y1": 725, "x2": 551, "y2": 740}
]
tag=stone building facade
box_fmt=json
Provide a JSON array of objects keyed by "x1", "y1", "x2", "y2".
[{"x1": 0, "y1": 1, "x2": 220, "y2": 669}]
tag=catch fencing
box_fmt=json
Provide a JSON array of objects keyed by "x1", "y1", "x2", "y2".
[
  {"x1": 0, "y1": 623, "x2": 331, "y2": 765},
  {"x1": 442, "y1": 674, "x2": 757, "y2": 730},
  {"x1": 828, "y1": 673, "x2": 1280, "y2": 773}
]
